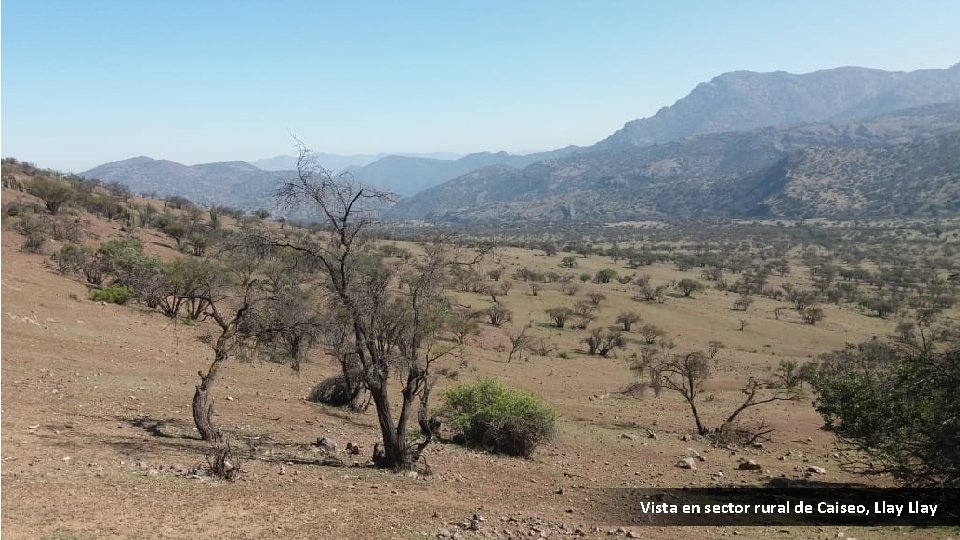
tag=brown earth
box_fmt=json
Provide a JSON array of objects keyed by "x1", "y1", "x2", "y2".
[{"x1": 1, "y1": 206, "x2": 951, "y2": 539}]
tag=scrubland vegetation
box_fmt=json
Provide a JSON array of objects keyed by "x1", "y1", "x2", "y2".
[{"x1": 3, "y1": 156, "x2": 959, "y2": 538}]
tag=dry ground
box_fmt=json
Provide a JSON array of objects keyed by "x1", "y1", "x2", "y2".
[{"x1": 1, "y1": 213, "x2": 954, "y2": 539}]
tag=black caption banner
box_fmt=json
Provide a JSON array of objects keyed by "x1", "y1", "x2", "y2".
[{"x1": 587, "y1": 488, "x2": 960, "y2": 526}]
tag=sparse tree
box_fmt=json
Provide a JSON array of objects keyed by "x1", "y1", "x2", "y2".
[
  {"x1": 484, "y1": 304, "x2": 513, "y2": 327},
  {"x1": 448, "y1": 310, "x2": 480, "y2": 345},
  {"x1": 676, "y1": 278, "x2": 704, "y2": 297},
  {"x1": 505, "y1": 326, "x2": 533, "y2": 363},
  {"x1": 587, "y1": 292, "x2": 606, "y2": 306},
  {"x1": 631, "y1": 345, "x2": 796, "y2": 436},
  {"x1": 616, "y1": 311, "x2": 641, "y2": 331},
  {"x1": 546, "y1": 306, "x2": 574, "y2": 329},
  {"x1": 583, "y1": 328, "x2": 625, "y2": 357},
  {"x1": 801, "y1": 306, "x2": 825, "y2": 325},
  {"x1": 275, "y1": 142, "x2": 482, "y2": 470},
  {"x1": 26, "y1": 177, "x2": 74, "y2": 214},
  {"x1": 559, "y1": 256, "x2": 578, "y2": 268},
  {"x1": 638, "y1": 322, "x2": 665, "y2": 344}
]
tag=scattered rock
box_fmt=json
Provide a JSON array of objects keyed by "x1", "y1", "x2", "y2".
[
  {"x1": 345, "y1": 442, "x2": 361, "y2": 455},
  {"x1": 620, "y1": 433, "x2": 635, "y2": 440},
  {"x1": 676, "y1": 457, "x2": 698, "y2": 470},
  {"x1": 315, "y1": 436, "x2": 338, "y2": 452},
  {"x1": 806, "y1": 466, "x2": 827, "y2": 475},
  {"x1": 737, "y1": 459, "x2": 762, "y2": 471}
]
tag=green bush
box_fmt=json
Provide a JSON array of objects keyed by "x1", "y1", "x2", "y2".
[
  {"x1": 91, "y1": 284, "x2": 134, "y2": 305},
  {"x1": 811, "y1": 340, "x2": 960, "y2": 487},
  {"x1": 442, "y1": 378, "x2": 557, "y2": 457}
]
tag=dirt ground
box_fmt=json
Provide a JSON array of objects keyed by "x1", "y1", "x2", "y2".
[{"x1": 1, "y1": 218, "x2": 953, "y2": 539}]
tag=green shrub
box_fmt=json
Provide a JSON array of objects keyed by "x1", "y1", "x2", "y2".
[
  {"x1": 442, "y1": 378, "x2": 557, "y2": 457},
  {"x1": 91, "y1": 284, "x2": 134, "y2": 305},
  {"x1": 22, "y1": 231, "x2": 47, "y2": 253}
]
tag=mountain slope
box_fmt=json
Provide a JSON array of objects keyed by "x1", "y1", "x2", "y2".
[
  {"x1": 83, "y1": 157, "x2": 287, "y2": 209},
  {"x1": 390, "y1": 102, "x2": 960, "y2": 221},
  {"x1": 253, "y1": 151, "x2": 462, "y2": 172},
  {"x1": 601, "y1": 63, "x2": 960, "y2": 148},
  {"x1": 350, "y1": 147, "x2": 580, "y2": 196}
]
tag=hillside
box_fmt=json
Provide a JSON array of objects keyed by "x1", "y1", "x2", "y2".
[
  {"x1": 389, "y1": 102, "x2": 960, "y2": 222},
  {"x1": 601, "y1": 63, "x2": 960, "y2": 148},
  {"x1": 83, "y1": 148, "x2": 581, "y2": 208},
  {"x1": 83, "y1": 157, "x2": 285, "y2": 210}
]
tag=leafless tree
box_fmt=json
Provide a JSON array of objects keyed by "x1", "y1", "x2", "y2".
[
  {"x1": 631, "y1": 345, "x2": 795, "y2": 437},
  {"x1": 505, "y1": 326, "x2": 533, "y2": 363},
  {"x1": 275, "y1": 141, "x2": 483, "y2": 470}
]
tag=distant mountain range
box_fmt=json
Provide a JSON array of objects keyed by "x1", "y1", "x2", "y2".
[
  {"x1": 84, "y1": 63, "x2": 960, "y2": 220},
  {"x1": 83, "y1": 148, "x2": 580, "y2": 208},
  {"x1": 389, "y1": 102, "x2": 960, "y2": 221},
  {"x1": 600, "y1": 63, "x2": 960, "y2": 148},
  {"x1": 252, "y1": 152, "x2": 462, "y2": 172}
]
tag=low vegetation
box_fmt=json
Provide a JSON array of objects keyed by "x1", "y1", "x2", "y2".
[{"x1": 441, "y1": 378, "x2": 557, "y2": 458}]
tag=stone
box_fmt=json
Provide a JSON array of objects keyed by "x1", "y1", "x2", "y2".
[
  {"x1": 676, "y1": 457, "x2": 698, "y2": 470},
  {"x1": 806, "y1": 466, "x2": 827, "y2": 474},
  {"x1": 316, "y1": 436, "x2": 337, "y2": 452},
  {"x1": 737, "y1": 459, "x2": 762, "y2": 471}
]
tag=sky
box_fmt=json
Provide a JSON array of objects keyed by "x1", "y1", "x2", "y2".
[{"x1": 3, "y1": 0, "x2": 960, "y2": 172}]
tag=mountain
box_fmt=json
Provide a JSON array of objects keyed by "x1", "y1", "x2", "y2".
[
  {"x1": 350, "y1": 148, "x2": 580, "y2": 196},
  {"x1": 83, "y1": 147, "x2": 581, "y2": 209},
  {"x1": 389, "y1": 102, "x2": 960, "y2": 221},
  {"x1": 253, "y1": 151, "x2": 462, "y2": 172},
  {"x1": 83, "y1": 157, "x2": 287, "y2": 209},
  {"x1": 601, "y1": 63, "x2": 960, "y2": 148}
]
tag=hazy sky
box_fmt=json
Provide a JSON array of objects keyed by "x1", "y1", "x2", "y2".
[{"x1": 3, "y1": 0, "x2": 960, "y2": 172}]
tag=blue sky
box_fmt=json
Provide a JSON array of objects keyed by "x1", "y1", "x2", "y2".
[{"x1": 3, "y1": 0, "x2": 960, "y2": 172}]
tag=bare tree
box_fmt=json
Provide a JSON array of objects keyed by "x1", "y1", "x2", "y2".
[
  {"x1": 631, "y1": 345, "x2": 795, "y2": 437},
  {"x1": 505, "y1": 326, "x2": 533, "y2": 363},
  {"x1": 276, "y1": 141, "x2": 482, "y2": 470}
]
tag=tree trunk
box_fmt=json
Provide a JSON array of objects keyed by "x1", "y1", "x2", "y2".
[
  {"x1": 192, "y1": 383, "x2": 221, "y2": 443},
  {"x1": 369, "y1": 384, "x2": 415, "y2": 470},
  {"x1": 192, "y1": 340, "x2": 230, "y2": 443},
  {"x1": 688, "y1": 397, "x2": 709, "y2": 436}
]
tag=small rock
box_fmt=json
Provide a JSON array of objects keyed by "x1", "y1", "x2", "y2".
[
  {"x1": 437, "y1": 528, "x2": 451, "y2": 538},
  {"x1": 620, "y1": 433, "x2": 635, "y2": 440},
  {"x1": 806, "y1": 466, "x2": 827, "y2": 474},
  {"x1": 345, "y1": 442, "x2": 361, "y2": 455},
  {"x1": 315, "y1": 436, "x2": 338, "y2": 452},
  {"x1": 737, "y1": 459, "x2": 762, "y2": 471},
  {"x1": 676, "y1": 457, "x2": 698, "y2": 470},
  {"x1": 626, "y1": 531, "x2": 641, "y2": 539}
]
